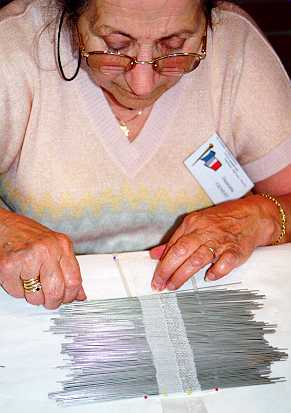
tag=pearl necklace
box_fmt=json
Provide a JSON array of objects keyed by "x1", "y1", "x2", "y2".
[{"x1": 117, "y1": 110, "x2": 143, "y2": 137}]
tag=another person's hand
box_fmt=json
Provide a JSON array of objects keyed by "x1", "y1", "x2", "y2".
[
  {"x1": 151, "y1": 195, "x2": 279, "y2": 291},
  {"x1": 0, "y1": 210, "x2": 86, "y2": 309}
]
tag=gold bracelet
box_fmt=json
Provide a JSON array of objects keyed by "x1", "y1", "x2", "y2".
[{"x1": 261, "y1": 193, "x2": 287, "y2": 245}]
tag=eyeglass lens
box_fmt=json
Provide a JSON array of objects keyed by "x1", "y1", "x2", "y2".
[
  {"x1": 87, "y1": 54, "x2": 201, "y2": 76},
  {"x1": 157, "y1": 55, "x2": 201, "y2": 75}
]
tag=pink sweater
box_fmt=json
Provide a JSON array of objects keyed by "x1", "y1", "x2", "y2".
[{"x1": 0, "y1": 0, "x2": 290, "y2": 253}]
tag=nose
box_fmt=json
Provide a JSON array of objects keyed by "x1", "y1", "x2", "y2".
[{"x1": 124, "y1": 58, "x2": 159, "y2": 97}]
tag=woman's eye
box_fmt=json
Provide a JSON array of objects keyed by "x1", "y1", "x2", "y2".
[
  {"x1": 103, "y1": 35, "x2": 131, "y2": 53},
  {"x1": 106, "y1": 44, "x2": 130, "y2": 53},
  {"x1": 106, "y1": 46, "x2": 122, "y2": 53},
  {"x1": 159, "y1": 38, "x2": 185, "y2": 52}
]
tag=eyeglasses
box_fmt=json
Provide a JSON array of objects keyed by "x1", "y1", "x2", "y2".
[{"x1": 80, "y1": 31, "x2": 207, "y2": 77}]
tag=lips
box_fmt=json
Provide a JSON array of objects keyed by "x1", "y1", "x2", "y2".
[{"x1": 113, "y1": 83, "x2": 153, "y2": 100}]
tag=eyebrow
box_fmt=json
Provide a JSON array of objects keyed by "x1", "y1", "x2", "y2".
[{"x1": 92, "y1": 24, "x2": 196, "y2": 40}]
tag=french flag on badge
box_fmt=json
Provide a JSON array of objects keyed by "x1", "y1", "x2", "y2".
[{"x1": 201, "y1": 149, "x2": 222, "y2": 171}]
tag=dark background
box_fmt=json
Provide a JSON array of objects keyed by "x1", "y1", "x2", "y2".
[
  {"x1": 0, "y1": 0, "x2": 290, "y2": 76},
  {"x1": 235, "y1": 0, "x2": 291, "y2": 76}
]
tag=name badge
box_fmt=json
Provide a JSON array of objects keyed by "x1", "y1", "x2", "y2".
[{"x1": 184, "y1": 133, "x2": 254, "y2": 204}]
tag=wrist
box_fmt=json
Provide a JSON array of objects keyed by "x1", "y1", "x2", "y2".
[
  {"x1": 260, "y1": 194, "x2": 287, "y2": 245},
  {"x1": 254, "y1": 194, "x2": 287, "y2": 246}
]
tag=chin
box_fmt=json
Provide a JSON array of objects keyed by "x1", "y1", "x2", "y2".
[
  {"x1": 114, "y1": 95, "x2": 159, "y2": 110},
  {"x1": 109, "y1": 85, "x2": 169, "y2": 110}
]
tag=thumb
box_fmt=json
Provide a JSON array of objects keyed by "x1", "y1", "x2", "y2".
[
  {"x1": 149, "y1": 244, "x2": 167, "y2": 260},
  {"x1": 76, "y1": 285, "x2": 87, "y2": 301}
]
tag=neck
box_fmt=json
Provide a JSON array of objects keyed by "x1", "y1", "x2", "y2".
[
  {"x1": 103, "y1": 90, "x2": 135, "y2": 112},
  {"x1": 103, "y1": 90, "x2": 152, "y2": 122}
]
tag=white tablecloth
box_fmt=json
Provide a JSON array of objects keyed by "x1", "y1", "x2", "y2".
[{"x1": 0, "y1": 244, "x2": 290, "y2": 413}]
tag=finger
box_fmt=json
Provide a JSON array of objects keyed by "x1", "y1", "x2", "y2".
[
  {"x1": 21, "y1": 273, "x2": 45, "y2": 306},
  {"x1": 151, "y1": 235, "x2": 198, "y2": 291},
  {"x1": 39, "y1": 261, "x2": 65, "y2": 309},
  {"x1": 20, "y1": 252, "x2": 45, "y2": 306},
  {"x1": 59, "y1": 254, "x2": 85, "y2": 304},
  {"x1": 0, "y1": 277, "x2": 24, "y2": 298},
  {"x1": 159, "y1": 225, "x2": 186, "y2": 260},
  {"x1": 159, "y1": 213, "x2": 200, "y2": 261},
  {"x1": 165, "y1": 244, "x2": 217, "y2": 291},
  {"x1": 205, "y1": 249, "x2": 242, "y2": 281},
  {"x1": 149, "y1": 244, "x2": 166, "y2": 260},
  {"x1": 0, "y1": 249, "x2": 34, "y2": 298},
  {"x1": 55, "y1": 233, "x2": 85, "y2": 303},
  {"x1": 76, "y1": 286, "x2": 87, "y2": 301}
]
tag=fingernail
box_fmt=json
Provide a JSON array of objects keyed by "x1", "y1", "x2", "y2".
[
  {"x1": 205, "y1": 273, "x2": 216, "y2": 282},
  {"x1": 166, "y1": 282, "x2": 176, "y2": 291},
  {"x1": 155, "y1": 284, "x2": 166, "y2": 292},
  {"x1": 152, "y1": 286, "x2": 166, "y2": 293},
  {"x1": 151, "y1": 282, "x2": 159, "y2": 292}
]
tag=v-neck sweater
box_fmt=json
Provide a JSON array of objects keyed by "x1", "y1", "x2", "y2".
[{"x1": 0, "y1": 0, "x2": 290, "y2": 253}]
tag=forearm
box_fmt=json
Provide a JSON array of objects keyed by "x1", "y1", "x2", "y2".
[{"x1": 0, "y1": 208, "x2": 14, "y2": 239}]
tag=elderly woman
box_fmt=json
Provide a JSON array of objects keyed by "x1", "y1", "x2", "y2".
[{"x1": 0, "y1": 0, "x2": 290, "y2": 309}]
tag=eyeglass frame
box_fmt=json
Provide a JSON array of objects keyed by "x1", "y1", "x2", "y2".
[{"x1": 79, "y1": 27, "x2": 207, "y2": 75}]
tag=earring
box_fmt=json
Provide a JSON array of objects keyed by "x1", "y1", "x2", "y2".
[{"x1": 57, "y1": 9, "x2": 81, "y2": 81}]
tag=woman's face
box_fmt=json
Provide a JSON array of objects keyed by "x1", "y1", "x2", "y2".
[{"x1": 78, "y1": 0, "x2": 205, "y2": 109}]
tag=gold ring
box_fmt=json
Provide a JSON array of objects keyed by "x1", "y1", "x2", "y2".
[
  {"x1": 22, "y1": 277, "x2": 42, "y2": 293},
  {"x1": 207, "y1": 246, "x2": 217, "y2": 261}
]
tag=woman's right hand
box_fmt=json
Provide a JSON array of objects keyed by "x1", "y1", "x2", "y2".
[{"x1": 0, "y1": 210, "x2": 86, "y2": 309}]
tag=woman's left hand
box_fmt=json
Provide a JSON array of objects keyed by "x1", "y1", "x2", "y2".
[{"x1": 151, "y1": 194, "x2": 278, "y2": 291}]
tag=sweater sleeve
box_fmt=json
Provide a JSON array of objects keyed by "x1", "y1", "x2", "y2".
[
  {"x1": 0, "y1": 1, "x2": 35, "y2": 175},
  {"x1": 230, "y1": 14, "x2": 291, "y2": 182},
  {"x1": 0, "y1": 61, "x2": 33, "y2": 174}
]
